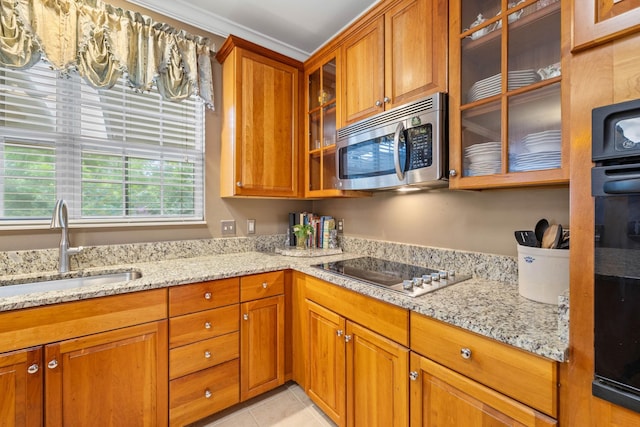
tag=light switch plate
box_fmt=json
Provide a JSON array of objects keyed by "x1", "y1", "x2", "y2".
[
  {"x1": 247, "y1": 219, "x2": 256, "y2": 234},
  {"x1": 221, "y1": 220, "x2": 236, "y2": 235},
  {"x1": 337, "y1": 218, "x2": 344, "y2": 234}
]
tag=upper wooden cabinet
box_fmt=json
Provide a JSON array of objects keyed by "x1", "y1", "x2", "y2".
[
  {"x1": 341, "y1": 0, "x2": 448, "y2": 125},
  {"x1": 216, "y1": 36, "x2": 302, "y2": 197},
  {"x1": 448, "y1": 0, "x2": 569, "y2": 190}
]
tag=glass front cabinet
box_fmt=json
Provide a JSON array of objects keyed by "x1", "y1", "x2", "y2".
[
  {"x1": 304, "y1": 50, "x2": 368, "y2": 198},
  {"x1": 448, "y1": 0, "x2": 568, "y2": 189}
]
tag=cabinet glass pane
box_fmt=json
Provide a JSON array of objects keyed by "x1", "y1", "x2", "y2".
[
  {"x1": 508, "y1": 82, "x2": 561, "y2": 173},
  {"x1": 461, "y1": 22, "x2": 501, "y2": 105},
  {"x1": 309, "y1": 152, "x2": 321, "y2": 191},
  {"x1": 323, "y1": 102, "x2": 336, "y2": 147},
  {"x1": 322, "y1": 59, "x2": 336, "y2": 105},
  {"x1": 461, "y1": 0, "x2": 501, "y2": 33},
  {"x1": 461, "y1": 100, "x2": 502, "y2": 177},
  {"x1": 323, "y1": 150, "x2": 337, "y2": 190},
  {"x1": 309, "y1": 110, "x2": 321, "y2": 152},
  {"x1": 507, "y1": 0, "x2": 561, "y2": 90},
  {"x1": 309, "y1": 69, "x2": 321, "y2": 110}
]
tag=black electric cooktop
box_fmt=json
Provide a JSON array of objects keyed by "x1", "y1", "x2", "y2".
[{"x1": 312, "y1": 256, "x2": 471, "y2": 297}]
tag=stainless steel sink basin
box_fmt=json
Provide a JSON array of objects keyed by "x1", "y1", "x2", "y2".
[{"x1": 0, "y1": 270, "x2": 142, "y2": 298}]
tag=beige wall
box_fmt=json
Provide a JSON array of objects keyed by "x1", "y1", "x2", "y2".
[
  {"x1": 314, "y1": 187, "x2": 570, "y2": 257},
  {"x1": 0, "y1": 1, "x2": 570, "y2": 257}
]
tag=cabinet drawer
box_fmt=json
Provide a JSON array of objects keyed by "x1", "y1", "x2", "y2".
[
  {"x1": 169, "y1": 305, "x2": 239, "y2": 348},
  {"x1": 169, "y1": 332, "x2": 239, "y2": 379},
  {"x1": 240, "y1": 271, "x2": 285, "y2": 302},
  {"x1": 169, "y1": 359, "x2": 239, "y2": 427},
  {"x1": 410, "y1": 313, "x2": 558, "y2": 417},
  {"x1": 169, "y1": 278, "x2": 239, "y2": 316}
]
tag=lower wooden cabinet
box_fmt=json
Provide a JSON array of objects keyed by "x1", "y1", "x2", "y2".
[
  {"x1": 45, "y1": 321, "x2": 168, "y2": 427},
  {"x1": 306, "y1": 300, "x2": 346, "y2": 425},
  {"x1": 0, "y1": 289, "x2": 168, "y2": 427},
  {"x1": 0, "y1": 347, "x2": 42, "y2": 427},
  {"x1": 305, "y1": 299, "x2": 409, "y2": 427},
  {"x1": 240, "y1": 294, "x2": 285, "y2": 401},
  {"x1": 409, "y1": 352, "x2": 557, "y2": 427},
  {"x1": 168, "y1": 279, "x2": 241, "y2": 426}
]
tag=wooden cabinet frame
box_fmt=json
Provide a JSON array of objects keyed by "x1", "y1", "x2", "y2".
[{"x1": 572, "y1": 0, "x2": 640, "y2": 51}]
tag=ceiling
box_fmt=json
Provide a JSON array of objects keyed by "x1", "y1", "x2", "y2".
[{"x1": 127, "y1": 0, "x2": 380, "y2": 61}]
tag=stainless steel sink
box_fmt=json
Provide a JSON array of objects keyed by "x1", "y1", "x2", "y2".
[{"x1": 0, "y1": 270, "x2": 142, "y2": 298}]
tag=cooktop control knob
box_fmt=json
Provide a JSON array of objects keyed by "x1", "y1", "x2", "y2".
[
  {"x1": 403, "y1": 280, "x2": 413, "y2": 290},
  {"x1": 439, "y1": 271, "x2": 448, "y2": 280},
  {"x1": 413, "y1": 277, "x2": 423, "y2": 287},
  {"x1": 448, "y1": 270, "x2": 456, "y2": 278},
  {"x1": 431, "y1": 272, "x2": 440, "y2": 282},
  {"x1": 421, "y1": 274, "x2": 432, "y2": 285}
]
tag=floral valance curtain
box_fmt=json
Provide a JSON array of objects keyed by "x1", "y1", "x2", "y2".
[{"x1": 0, "y1": 0, "x2": 214, "y2": 109}]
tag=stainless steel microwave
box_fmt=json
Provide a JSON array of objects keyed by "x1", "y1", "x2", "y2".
[{"x1": 335, "y1": 93, "x2": 447, "y2": 191}]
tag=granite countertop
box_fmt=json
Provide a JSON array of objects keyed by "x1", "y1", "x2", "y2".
[{"x1": 0, "y1": 251, "x2": 568, "y2": 362}]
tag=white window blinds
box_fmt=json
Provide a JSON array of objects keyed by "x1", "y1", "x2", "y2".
[{"x1": 0, "y1": 61, "x2": 205, "y2": 225}]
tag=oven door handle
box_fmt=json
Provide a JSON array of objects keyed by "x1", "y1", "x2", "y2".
[
  {"x1": 604, "y1": 177, "x2": 640, "y2": 194},
  {"x1": 393, "y1": 122, "x2": 406, "y2": 181}
]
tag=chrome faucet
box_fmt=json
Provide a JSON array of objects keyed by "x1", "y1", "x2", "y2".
[{"x1": 50, "y1": 200, "x2": 83, "y2": 273}]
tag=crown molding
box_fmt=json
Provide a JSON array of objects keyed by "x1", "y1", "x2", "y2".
[{"x1": 126, "y1": 0, "x2": 311, "y2": 61}]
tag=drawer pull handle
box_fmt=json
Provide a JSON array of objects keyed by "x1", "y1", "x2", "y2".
[
  {"x1": 27, "y1": 364, "x2": 39, "y2": 374},
  {"x1": 205, "y1": 389, "x2": 212, "y2": 399},
  {"x1": 205, "y1": 322, "x2": 212, "y2": 329},
  {"x1": 409, "y1": 371, "x2": 419, "y2": 381},
  {"x1": 336, "y1": 329, "x2": 344, "y2": 337},
  {"x1": 47, "y1": 359, "x2": 58, "y2": 369},
  {"x1": 460, "y1": 348, "x2": 472, "y2": 359},
  {"x1": 262, "y1": 282, "x2": 268, "y2": 289},
  {"x1": 204, "y1": 351, "x2": 211, "y2": 359},
  {"x1": 243, "y1": 313, "x2": 249, "y2": 321},
  {"x1": 204, "y1": 292, "x2": 212, "y2": 300}
]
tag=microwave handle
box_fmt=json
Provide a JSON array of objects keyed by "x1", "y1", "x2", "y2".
[{"x1": 393, "y1": 122, "x2": 405, "y2": 181}]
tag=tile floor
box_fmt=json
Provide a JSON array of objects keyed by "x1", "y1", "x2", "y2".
[{"x1": 191, "y1": 382, "x2": 337, "y2": 427}]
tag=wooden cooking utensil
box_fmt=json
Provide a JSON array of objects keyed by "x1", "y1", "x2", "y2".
[{"x1": 541, "y1": 224, "x2": 562, "y2": 249}]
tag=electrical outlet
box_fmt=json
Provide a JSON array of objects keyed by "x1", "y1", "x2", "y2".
[
  {"x1": 221, "y1": 220, "x2": 236, "y2": 235},
  {"x1": 337, "y1": 218, "x2": 344, "y2": 234},
  {"x1": 247, "y1": 219, "x2": 256, "y2": 234}
]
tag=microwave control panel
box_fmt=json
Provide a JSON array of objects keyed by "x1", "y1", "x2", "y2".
[{"x1": 407, "y1": 124, "x2": 433, "y2": 170}]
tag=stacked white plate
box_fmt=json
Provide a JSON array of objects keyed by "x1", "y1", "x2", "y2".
[
  {"x1": 467, "y1": 70, "x2": 540, "y2": 103},
  {"x1": 511, "y1": 130, "x2": 562, "y2": 172},
  {"x1": 464, "y1": 142, "x2": 501, "y2": 176}
]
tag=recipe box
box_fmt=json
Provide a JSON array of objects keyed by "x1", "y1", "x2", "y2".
[{"x1": 517, "y1": 244, "x2": 569, "y2": 304}]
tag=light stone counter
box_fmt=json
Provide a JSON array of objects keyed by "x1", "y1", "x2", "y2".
[{"x1": 0, "y1": 248, "x2": 567, "y2": 362}]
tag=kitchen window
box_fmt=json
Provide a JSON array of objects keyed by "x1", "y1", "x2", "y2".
[{"x1": 0, "y1": 61, "x2": 205, "y2": 227}]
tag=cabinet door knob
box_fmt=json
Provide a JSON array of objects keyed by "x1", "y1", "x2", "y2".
[
  {"x1": 449, "y1": 169, "x2": 458, "y2": 177},
  {"x1": 262, "y1": 282, "x2": 268, "y2": 289},
  {"x1": 205, "y1": 389, "x2": 212, "y2": 399},
  {"x1": 383, "y1": 96, "x2": 390, "y2": 103},
  {"x1": 204, "y1": 351, "x2": 211, "y2": 359},
  {"x1": 336, "y1": 329, "x2": 344, "y2": 337},
  {"x1": 47, "y1": 359, "x2": 58, "y2": 369},
  {"x1": 27, "y1": 364, "x2": 39, "y2": 374},
  {"x1": 204, "y1": 292, "x2": 212, "y2": 300},
  {"x1": 345, "y1": 335, "x2": 352, "y2": 343},
  {"x1": 243, "y1": 313, "x2": 249, "y2": 321},
  {"x1": 409, "y1": 371, "x2": 419, "y2": 381},
  {"x1": 237, "y1": 181, "x2": 243, "y2": 188},
  {"x1": 460, "y1": 348, "x2": 472, "y2": 359},
  {"x1": 205, "y1": 322, "x2": 212, "y2": 329},
  {"x1": 375, "y1": 100, "x2": 382, "y2": 107}
]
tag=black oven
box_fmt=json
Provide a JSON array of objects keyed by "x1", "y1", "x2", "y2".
[{"x1": 592, "y1": 98, "x2": 640, "y2": 413}]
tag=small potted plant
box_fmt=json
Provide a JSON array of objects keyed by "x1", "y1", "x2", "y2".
[{"x1": 293, "y1": 223, "x2": 314, "y2": 249}]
